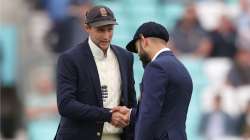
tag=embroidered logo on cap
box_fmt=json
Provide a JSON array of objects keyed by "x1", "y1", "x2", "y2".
[{"x1": 100, "y1": 8, "x2": 108, "y2": 17}]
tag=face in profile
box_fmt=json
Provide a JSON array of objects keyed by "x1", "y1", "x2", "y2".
[
  {"x1": 135, "y1": 39, "x2": 151, "y2": 68},
  {"x1": 85, "y1": 24, "x2": 114, "y2": 51}
]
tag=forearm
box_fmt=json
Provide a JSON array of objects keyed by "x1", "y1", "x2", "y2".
[{"x1": 58, "y1": 98, "x2": 112, "y2": 122}]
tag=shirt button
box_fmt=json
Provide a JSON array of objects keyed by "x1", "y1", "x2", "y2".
[{"x1": 97, "y1": 132, "x2": 101, "y2": 136}]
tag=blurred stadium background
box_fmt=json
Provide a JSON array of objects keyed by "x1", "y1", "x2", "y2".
[{"x1": 1, "y1": 0, "x2": 250, "y2": 140}]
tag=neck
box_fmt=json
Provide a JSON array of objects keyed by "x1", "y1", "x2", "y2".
[
  {"x1": 148, "y1": 45, "x2": 167, "y2": 60},
  {"x1": 102, "y1": 49, "x2": 108, "y2": 57},
  {"x1": 97, "y1": 44, "x2": 108, "y2": 57}
]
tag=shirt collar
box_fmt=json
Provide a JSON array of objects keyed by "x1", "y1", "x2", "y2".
[
  {"x1": 152, "y1": 48, "x2": 171, "y2": 61},
  {"x1": 88, "y1": 37, "x2": 111, "y2": 60}
]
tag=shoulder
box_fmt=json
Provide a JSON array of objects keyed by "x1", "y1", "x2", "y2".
[
  {"x1": 112, "y1": 45, "x2": 133, "y2": 56},
  {"x1": 144, "y1": 61, "x2": 167, "y2": 78},
  {"x1": 144, "y1": 52, "x2": 182, "y2": 75},
  {"x1": 60, "y1": 41, "x2": 88, "y2": 59},
  {"x1": 158, "y1": 52, "x2": 183, "y2": 66},
  {"x1": 58, "y1": 43, "x2": 86, "y2": 65},
  {"x1": 152, "y1": 52, "x2": 176, "y2": 67},
  {"x1": 111, "y1": 45, "x2": 134, "y2": 62}
]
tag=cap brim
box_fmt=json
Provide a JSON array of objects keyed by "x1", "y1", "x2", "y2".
[
  {"x1": 126, "y1": 39, "x2": 137, "y2": 53},
  {"x1": 89, "y1": 20, "x2": 118, "y2": 27}
]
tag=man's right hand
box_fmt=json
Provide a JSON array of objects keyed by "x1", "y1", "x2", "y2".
[{"x1": 110, "y1": 106, "x2": 131, "y2": 128}]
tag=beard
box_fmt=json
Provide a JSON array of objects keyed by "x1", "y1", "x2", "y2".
[{"x1": 139, "y1": 53, "x2": 151, "y2": 69}]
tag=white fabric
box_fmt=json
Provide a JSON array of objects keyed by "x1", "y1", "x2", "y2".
[
  {"x1": 151, "y1": 48, "x2": 171, "y2": 61},
  {"x1": 102, "y1": 134, "x2": 120, "y2": 140},
  {"x1": 89, "y1": 38, "x2": 122, "y2": 136}
]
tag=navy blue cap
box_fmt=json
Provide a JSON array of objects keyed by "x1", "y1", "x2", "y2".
[
  {"x1": 85, "y1": 5, "x2": 118, "y2": 27},
  {"x1": 126, "y1": 22, "x2": 169, "y2": 53}
]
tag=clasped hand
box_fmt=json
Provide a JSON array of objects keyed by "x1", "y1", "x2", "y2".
[{"x1": 110, "y1": 106, "x2": 130, "y2": 128}]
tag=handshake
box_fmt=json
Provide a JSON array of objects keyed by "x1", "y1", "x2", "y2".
[{"x1": 110, "y1": 106, "x2": 131, "y2": 128}]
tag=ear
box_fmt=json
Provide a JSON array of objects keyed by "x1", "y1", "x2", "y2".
[
  {"x1": 139, "y1": 34, "x2": 147, "y2": 48},
  {"x1": 144, "y1": 38, "x2": 149, "y2": 47},
  {"x1": 84, "y1": 24, "x2": 91, "y2": 32},
  {"x1": 141, "y1": 35, "x2": 149, "y2": 48}
]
